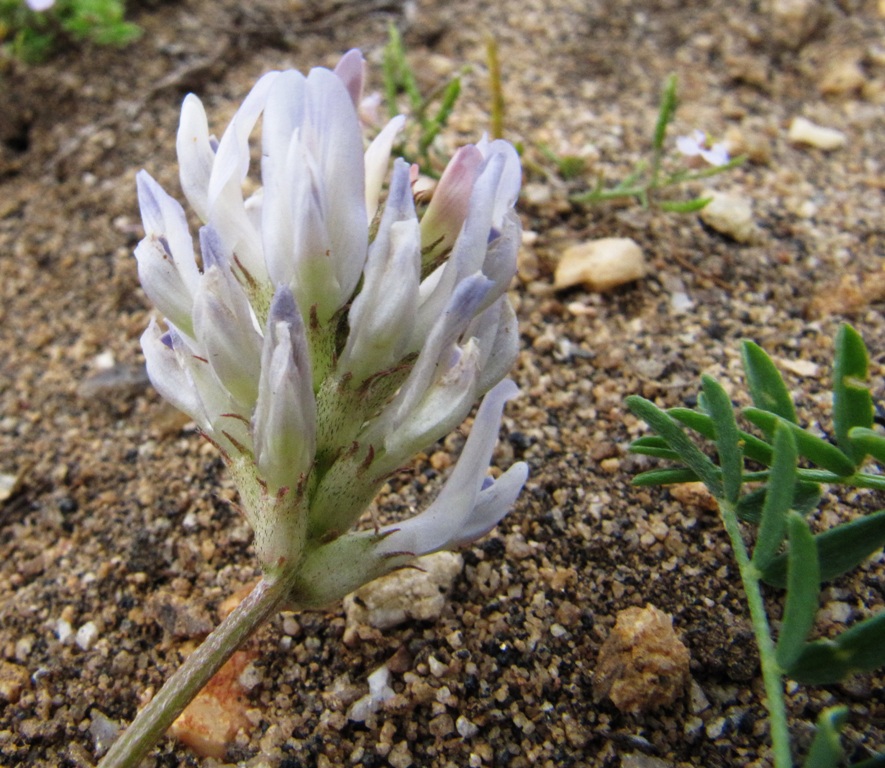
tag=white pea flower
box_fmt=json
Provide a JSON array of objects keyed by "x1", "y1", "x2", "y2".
[
  {"x1": 136, "y1": 49, "x2": 527, "y2": 593},
  {"x1": 676, "y1": 129, "x2": 730, "y2": 167},
  {"x1": 26, "y1": 0, "x2": 54, "y2": 10}
]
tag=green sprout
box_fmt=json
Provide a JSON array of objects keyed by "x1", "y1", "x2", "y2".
[
  {"x1": 627, "y1": 323, "x2": 885, "y2": 767},
  {"x1": 572, "y1": 74, "x2": 745, "y2": 212},
  {"x1": 0, "y1": 0, "x2": 140, "y2": 63},
  {"x1": 381, "y1": 24, "x2": 463, "y2": 177}
]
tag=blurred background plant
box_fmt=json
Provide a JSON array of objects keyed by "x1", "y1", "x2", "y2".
[
  {"x1": 0, "y1": 0, "x2": 139, "y2": 64},
  {"x1": 627, "y1": 324, "x2": 885, "y2": 767},
  {"x1": 532, "y1": 74, "x2": 745, "y2": 212},
  {"x1": 380, "y1": 24, "x2": 464, "y2": 178}
]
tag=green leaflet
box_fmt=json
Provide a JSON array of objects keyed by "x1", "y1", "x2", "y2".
[
  {"x1": 832, "y1": 324, "x2": 873, "y2": 468},
  {"x1": 626, "y1": 395, "x2": 723, "y2": 498},
  {"x1": 735, "y1": 481, "x2": 821, "y2": 525},
  {"x1": 631, "y1": 468, "x2": 701, "y2": 487},
  {"x1": 742, "y1": 340, "x2": 797, "y2": 426},
  {"x1": 847, "y1": 426, "x2": 885, "y2": 464},
  {"x1": 743, "y1": 408, "x2": 856, "y2": 477},
  {"x1": 701, "y1": 375, "x2": 743, "y2": 504},
  {"x1": 752, "y1": 425, "x2": 797, "y2": 572},
  {"x1": 761, "y1": 509, "x2": 885, "y2": 588},
  {"x1": 775, "y1": 513, "x2": 819, "y2": 671},
  {"x1": 787, "y1": 611, "x2": 885, "y2": 685},
  {"x1": 802, "y1": 707, "x2": 848, "y2": 768},
  {"x1": 668, "y1": 407, "x2": 773, "y2": 465}
]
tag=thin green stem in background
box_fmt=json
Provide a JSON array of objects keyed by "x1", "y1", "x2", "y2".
[{"x1": 486, "y1": 34, "x2": 504, "y2": 140}]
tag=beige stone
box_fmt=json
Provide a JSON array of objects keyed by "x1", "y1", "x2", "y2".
[
  {"x1": 0, "y1": 661, "x2": 29, "y2": 704},
  {"x1": 593, "y1": 604, "x2": 691, "y2": 714},
  {"x1": 788, "y1": 117, "x2": 847, "y2": 151},
  {"x1": 554, "y1": 238, "x2": 646, "y2": 292},
  {"x1": 343, "y1": 551, "x2": 463, "y2": 631},
  {"x1": 819, "y1": 58, "x2": 866, "y2": 96},
  {"x1": 699, "y1": 191, "x2": 757, "y2": 244},
  {"x1": 169, "y1": 650, "x2": 255, "y2": 758}
]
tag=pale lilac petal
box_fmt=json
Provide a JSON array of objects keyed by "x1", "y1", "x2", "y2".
[
  {"x1": 27, "y1": 0, "x2": 54, "y2": 11},
  {"x1": 470, "y1": 296, "x2": 519, "y2": 397},
  {"x1": 192, "y1": 266, "x2": 262, "y2": 408},
  {"x1": 341, "y1": 159, "x2": 419, "y2": 379},
  {"x1": 198, "y1": 224, "x2": 228, "y2": 271},
  {"x1": 341, "y1": 217, "x2": 420, "y2": 381},
  {"x1": 209, "y1": 71, "x2": 279, "y2": 201},
  {"x1": 420, "y1": 145, "x2": 483, "y2": 259},
  {"x1": 375, "y1": 339, "x2": 482, "y2": 473},
  {"x1": 448, "y1": 461, "x2": 529, "y2": 547},
  {"x1": 376, "y1": 379, "x2": 523, "y2": 556},
  {"x1": 141, "y1": 319, "x2": 208, "y2": 429},
  {"x1": 135, "y1": 171, "x2": 199, "y2": 335},
  {"x1": 381, "y1": 273, "x2": 493, "y2": 435},
  {"x1": 475, "y1": 136, "x2": 522, "y2": 230},
  {"x1": 134, "y1": 238, "x2": 196, "y2": 339},
  {"x1": 303, "y1": 67, "x2": 368, "y2": 312},
  {"x1": 676, "y1": 130, "x2": 705, "y2": 158},
  {"x1": 261, "y1": 71, "x2": 307, "y2": 167},
  {"x1": 136, "y1": 171, "x2": 199, "y2": 291},
  {"x1": 413, "y1": 152, "x2": 509, "y2": 348},
  {"x1": 253, "y1": 288, "x2": 317, "y2": 491},
  {"x1": 333, "y1": 49, "x2": 366, "y2": 107},
  {"x1": 261, "y1": 72, "x2": 307, "y2": 291},
  {"x1": 364, "y1": 115, "x2": 406, "y2": 222},
  {"x1": 165, "y1": 325, "x2": 251, "y2": 451},
  {"x1": 285, "y1": 135, "x2": 342, "y2": 316},
  {"x1": 176, "y1": 94, "x2": 215, "y2": 222},
  {"x1": 700, "y1": 142, "x2": 730, "y2": 167},
  {"x1": 206, "y1": 72, "x2": 280, "y2": 286}
]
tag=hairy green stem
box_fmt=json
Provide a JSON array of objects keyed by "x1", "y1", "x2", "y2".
[
  {"x1": 718, "y1": 498, "x2": 793, "y2": 768},
  {"x1": 98, "y1": 570, "x2": 297, "y2": 768}
]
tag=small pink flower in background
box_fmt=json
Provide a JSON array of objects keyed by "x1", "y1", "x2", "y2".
[{"x1": 676, "y1": 129, "x2": 730, "y2": 167}]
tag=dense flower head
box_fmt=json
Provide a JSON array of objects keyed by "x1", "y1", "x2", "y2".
[{"x1": 135, "y1": 50, "x2": 527, "y2": 595}]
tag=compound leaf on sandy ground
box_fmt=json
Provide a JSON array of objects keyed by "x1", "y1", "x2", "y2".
[
  {"x1": 742, "y1": 340, "x2": 797, "y2": 427},
  {"x1": 775, "y1": 512, "x2": 819, "y2": 671},
  {"x1": 832, "y1": 324, "x2": 872, "y2": 468}
]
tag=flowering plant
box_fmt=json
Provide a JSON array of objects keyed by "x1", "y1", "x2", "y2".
[
  {"x1": 100, "y1": 49, "x2": 526, "y2": 767},
  {"x1": 2, "y1": 0, "x2": 138, "y2": 61}
]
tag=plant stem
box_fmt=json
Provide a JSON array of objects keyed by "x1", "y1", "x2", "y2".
[
  {"x1": 98, "y1": 570, "x2": 297, "y2": 768},
  {"x1": 718, "y1": 498, "x2": 793, "y2": 768}
]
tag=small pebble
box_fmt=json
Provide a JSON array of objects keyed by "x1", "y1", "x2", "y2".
[
  {"x1": 769, "y1": 0, "x2": 827, "y2": 49},
  {"x1": 169, "y1": 651, "x2": 255, "y2": 759},
  {"x1": 388, "y1": 741, "x2": 413, "y2": 768},
  {"x1": 75, "y1": 621, "x2": 99, "y2": 651},
  {"x1": 699, "y1": 191, "x2": 757, "y2": 244},
  {"x1": 89, "y1": 709, "x2": 120, "y2": 755},
  {"x1": 456, "y1": 715, "x2": 479, "y2": 739},
  {"x1": 819, "y1": 59, "x2": 866, "y2": 96},
  {"x1": 554, "y1": 238, "x2": 647, "y2": 292},
  {"x1": 0, "y1": 661, "x2": 29, "y2": 703},
  {"x1": 56, "y1": 618, "x2": 73, "y2": 644},
  {"x1": 593, "y1": 604, "x2": 691, "y2": 714},
  {"x1": 788, "y1": 117, "x2": 847, "y2": 151},
  {"x1": 347, "y1": 665, "x2": 395, "y2": 722},
  {"x1": 343, "y1": 551, "x2": 463, "y2": 632},
  {"x1": 428, "y1": 656, "x2": 447, "y2": 677}
]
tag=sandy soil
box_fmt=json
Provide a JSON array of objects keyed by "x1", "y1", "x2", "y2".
[{"x1": 1, "y1": 0, "x2": 884, "y2": 766}]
